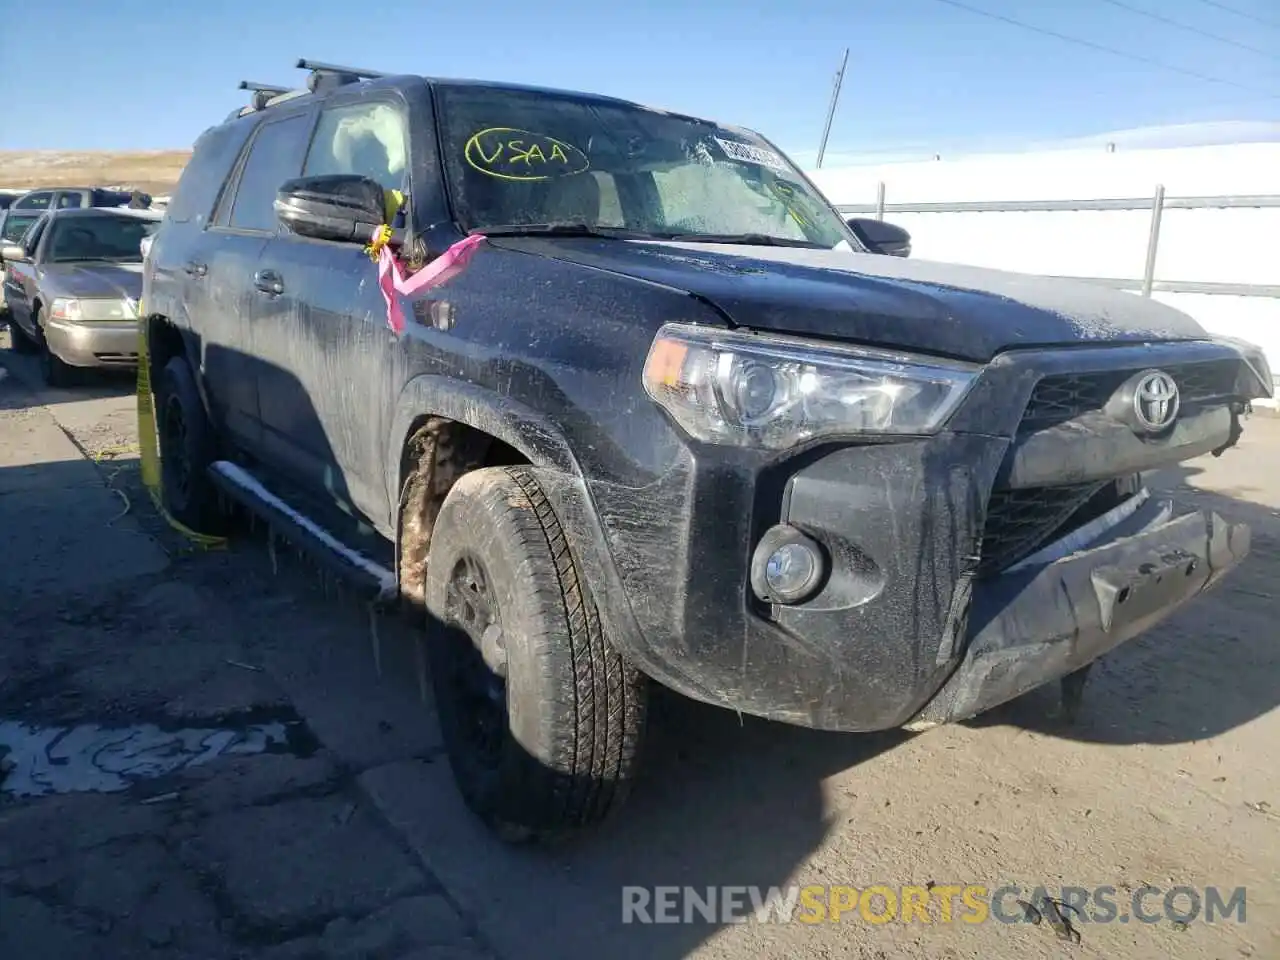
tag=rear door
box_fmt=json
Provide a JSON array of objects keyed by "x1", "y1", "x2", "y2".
[
  {"x1": 251, "y1": 93, "x2": 413, "y2": 521},
  {"x1": 192, "y1": 108, "x2": 314, "y2": 453}
]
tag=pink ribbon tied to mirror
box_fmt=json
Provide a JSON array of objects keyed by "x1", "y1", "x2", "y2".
[{"x1": 375, "y1": 233, "x2": 486, "y2": 335}]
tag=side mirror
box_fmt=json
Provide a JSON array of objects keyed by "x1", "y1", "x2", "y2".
[
  {"x1": 846, "y1": 217, "x2": 911, "y2": 258},
  {"x1": 0, "y1": 243, "x2": 26, "y2": 263},
  {"x1": 274, "y1": 174, "x2": 388, "y2": 244}
]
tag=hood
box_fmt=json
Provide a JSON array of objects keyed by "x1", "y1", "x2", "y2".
[
  {"x1": 491, "y1": 238, "x2": 1208, "y2": 362},
  {"x1": 40, "y1": 262, "x2": 144, "y2": 301}
]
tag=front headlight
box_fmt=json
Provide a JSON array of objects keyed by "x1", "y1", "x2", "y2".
[
  {"x1": 50, "y1": 297, "x2": 138, "y2": 322},
  {"x1": 642, "y1": 323, "x2": 978, "y2": 449}
]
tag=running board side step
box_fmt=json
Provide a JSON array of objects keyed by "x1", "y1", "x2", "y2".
[{"x1": 208, "y1": 461, "x2": 397, "y2": 603}]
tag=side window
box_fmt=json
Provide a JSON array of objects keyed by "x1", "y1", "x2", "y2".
[
  {"x1": 303, "y1": 101, "x2": 408, "y2": 193},
  {"x1": 56, "y1": 192, "x2": 86, "y2": 209},
  {"x1": 1, "y1": 213, "x2": 40, "y2": 243},
  {"x1": 23, "y1": 217, "x2": 48, "y2": 257},
  {"x1": 226, "y1": 113, "x2": 311, "y2": 232},
  {"x1": 14, "y1": 191, "x2": 52, "y2": 211}
]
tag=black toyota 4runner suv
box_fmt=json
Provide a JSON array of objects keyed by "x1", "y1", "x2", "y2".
[{"x1": 143, "y1": 61, "x2": 1272, "y2": 840}]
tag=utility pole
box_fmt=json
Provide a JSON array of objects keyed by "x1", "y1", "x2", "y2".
[{"x1": 815, "y1": 48, "x2": 849, "y2": 169}]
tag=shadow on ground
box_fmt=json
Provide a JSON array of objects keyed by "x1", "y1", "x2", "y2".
[{"x1": 0, "y1": 347, "x2": 135, "y2": 409}]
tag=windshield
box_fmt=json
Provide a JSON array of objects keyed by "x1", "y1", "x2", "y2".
[
  {"x1": 46, "y1": 215, "x2": 159, "y2": 263},
  {"x1": 435, "y1": 85, "x2": 855, "y2": 249},
  {"x1": 1, "y1": 213, "x2": 39, "y2": 244}
]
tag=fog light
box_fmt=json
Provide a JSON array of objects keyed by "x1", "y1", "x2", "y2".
[
  {"x1": 766, "y1": 543, "x2": 816, "y2": 594},
  {"x1": 750, "y1": 525, "x2": 826, "y2": 604}
]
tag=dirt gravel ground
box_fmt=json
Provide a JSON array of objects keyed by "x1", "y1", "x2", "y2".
[
  {"x1": 1, "y1": 333, "x2": 1277, "y2": 960},
  {"x1": 0, "y1": 150, "x2": 189, "y2": 197}
]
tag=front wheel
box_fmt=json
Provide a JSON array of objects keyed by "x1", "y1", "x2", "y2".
[
  {"x1": 34, "y1": 312, "x2": 76, "y2": 386},
  {"x1": 424, "y1": 466, "x2": 648, "y2": 841},
  {"x1": 6, "y1": 312, "x2": 37, "y2": 355}
]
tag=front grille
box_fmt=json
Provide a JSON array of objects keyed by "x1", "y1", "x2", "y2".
[
  {"x1": 978, "y1": 481, "x2": 1107, "y2": 574},
  {"x1": 1021, "y1": 359, "x2": 1239, "y2": 428}
]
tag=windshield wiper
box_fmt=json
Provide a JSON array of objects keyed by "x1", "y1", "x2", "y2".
[
  {"x1": 662, "y1": 233, "x2": 826, "y2": 248},
  {"x1": 475, "y1": 222, "x2": 657, "y2": 240},
  {"x1": 475, "y1": 224, "x2": 828, "y2": 248}
]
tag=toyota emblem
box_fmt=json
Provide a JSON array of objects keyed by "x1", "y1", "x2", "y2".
[{"x1": 1133, "y1": 370, "x2": 1180, "y2": 431}]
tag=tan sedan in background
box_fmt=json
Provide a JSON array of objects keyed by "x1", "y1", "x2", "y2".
[{"x1": 2, "y1": 207, "x2": 160, "y2": 386}]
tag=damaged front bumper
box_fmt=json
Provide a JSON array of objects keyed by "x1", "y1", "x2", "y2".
[{"x1": 910, "y1": 499, "x2": 1250, "y2": 726}]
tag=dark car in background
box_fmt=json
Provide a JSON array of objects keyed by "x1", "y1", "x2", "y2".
[
  {"x1": 4, "y1": 185, "x2": 147, "y2": 215},
  {"x1": 2, "y1": 207, "x2": 160, "y2": 385}
]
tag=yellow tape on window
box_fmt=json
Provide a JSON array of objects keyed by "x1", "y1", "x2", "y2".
[{"x1": 135, "y1": 318, "x2": 228, "y2": 549}]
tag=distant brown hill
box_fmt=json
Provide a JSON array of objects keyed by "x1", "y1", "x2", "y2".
[{"x1": 0, "y1": 150, "x2": 191, "y2": 197}]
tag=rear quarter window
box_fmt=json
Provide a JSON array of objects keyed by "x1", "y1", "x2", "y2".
[
  {"x1": 13, "y1": 191, "x2": 52, "y2": 211},
  {"x1": 165, "y1": 122, "x2": 255, "y2": 225}
]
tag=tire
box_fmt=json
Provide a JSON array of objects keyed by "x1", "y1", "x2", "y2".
[
  {"x1": 156, "y1": 355, "x2": 224, "y2": 533},
  {"x1": 33, "y1": 311, "x2": 77, "y2": 386},
  {"x1": 424, "y1": 466, "x2": 648, "y2": 841},
  {"x1": 6, "y1": 312, "x2": 37, "y2": 354}
]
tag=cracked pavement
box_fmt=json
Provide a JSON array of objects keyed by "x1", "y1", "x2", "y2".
[
  {"x1": 0, "y1": 349, "x2": 492, "y2": 959},
  {"x1": 1, "y1": 335, "x2": 1278, "y2": 960}
]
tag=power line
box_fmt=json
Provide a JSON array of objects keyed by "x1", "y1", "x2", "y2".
[
  {"x1": 926, "y1": 0, "x2": 1280, "y2": 98},
  {"x1": 1098, "y1": 0, "x2": 1280, "y2": 60},
  {"x1": 1189, "y1": 0, "x2": 1280, "y2": 31}
]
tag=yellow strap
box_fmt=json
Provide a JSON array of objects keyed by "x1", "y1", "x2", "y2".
[
  {"x1": 364, "y1": 188, "x2": 406, "y2": 261},
  {"x1": 136, "y1": 322, "x2": 228, "y2": 549},
  {"x1": 364, "y1": 223, "x2": 394, "y2": 262}
]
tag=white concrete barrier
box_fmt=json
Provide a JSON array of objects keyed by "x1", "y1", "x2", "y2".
[{"x1": 807, "y1": 143, "x2": 1279, "y2": 406}]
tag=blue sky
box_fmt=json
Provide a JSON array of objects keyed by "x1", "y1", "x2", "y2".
[{"x1": 3, "y1": 0, "x2": 1278, "y2": 159}]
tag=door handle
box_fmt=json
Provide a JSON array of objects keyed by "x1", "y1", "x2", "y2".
[
  {"x1": 254, "y1": 269, "x2": 284, "y2": 296},
  {"x1": 184, "y1": 260, "x2": 207, "y2": 277}
]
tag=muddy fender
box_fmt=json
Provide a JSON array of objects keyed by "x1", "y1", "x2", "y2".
[{"x1": 386, "y1": 375, "x2": 650, "y2": 671}]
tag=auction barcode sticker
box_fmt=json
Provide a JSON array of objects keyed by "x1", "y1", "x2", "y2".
[{"x1": 713, "y1": 137, "x2": 788, "y2": 171}]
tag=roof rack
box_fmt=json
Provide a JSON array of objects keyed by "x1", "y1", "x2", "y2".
[
  {"x1": 225, "y1": 59, "x2": 389, "y2": 122},
  {"x1": 296, "y1": 58, "x2": 386, "y2": 93},
  {"x1": 238, "y1": 80, "x2": 293, "y2": 111}
]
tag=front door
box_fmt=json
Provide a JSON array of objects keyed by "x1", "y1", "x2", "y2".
[{"x1": 252, "y1": 96, "x2": 413, "y2": 524}]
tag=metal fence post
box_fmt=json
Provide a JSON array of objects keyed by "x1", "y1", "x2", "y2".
[
  {"x1": 1142, "y1": 184, "x2": 1165, "y2": 298},
  {"x1": 875, "y1": 182, "x2": 886, "y2": 221}
]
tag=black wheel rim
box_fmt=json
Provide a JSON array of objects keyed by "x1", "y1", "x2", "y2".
[
  {"x1": 443, "y1": 552, "x2": 508, "y2": 768},
  {"x1": 161, "y1": 394, "x2": 191, "y2": 504}
]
